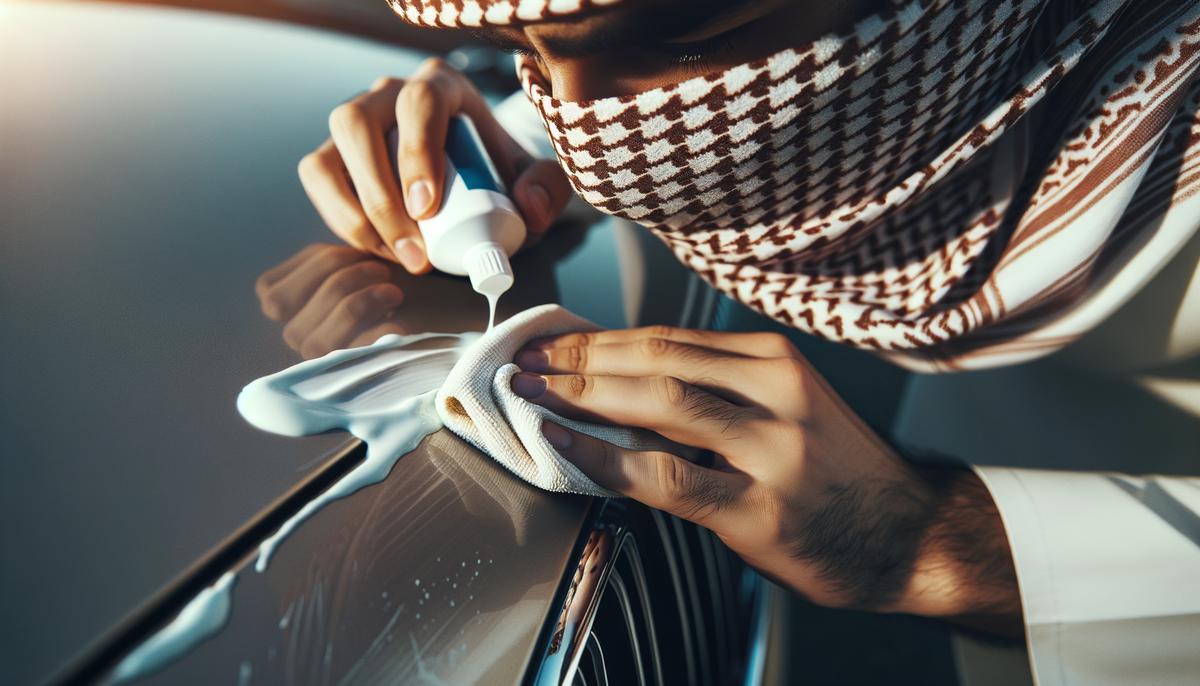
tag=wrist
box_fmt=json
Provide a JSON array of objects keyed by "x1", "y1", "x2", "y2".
[{"x1": 892, "y1": 467, "x2": 1023, "y2": 629}]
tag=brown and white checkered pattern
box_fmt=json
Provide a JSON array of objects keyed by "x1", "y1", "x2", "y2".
[
  {"x1": 511, "y1": 0, "x2": 1200, "y2": 370},
  {"x1": 387, "y1": 0, "x2": 621, "y2": 28}
]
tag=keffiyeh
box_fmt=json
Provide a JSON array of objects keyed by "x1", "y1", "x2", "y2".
[
  {"x1": 395, "y1": 0, "x2": 1200, "y2": 371},
  {"x1": 386, "y1": 0, "x2": 622, "y2": 28}
]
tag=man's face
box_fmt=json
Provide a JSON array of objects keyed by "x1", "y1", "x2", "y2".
[{"x1": 481, "y1": 0, "x2": 886, "y2": 101}]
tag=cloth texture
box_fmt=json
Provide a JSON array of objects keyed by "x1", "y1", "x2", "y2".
[
  {"x1": 513, "y1": 0, "x2": 1200, "y2": 371},
  {"x1": 387, "y1": 0, "x2": 620, "y2": 28},
  {"x1": 435, "y1": 303, "x2": 663, "y2": 497}
]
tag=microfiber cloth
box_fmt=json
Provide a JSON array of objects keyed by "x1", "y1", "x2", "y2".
[{"x1": 435, "y1": 304, "x2": 666, "y2": 497}]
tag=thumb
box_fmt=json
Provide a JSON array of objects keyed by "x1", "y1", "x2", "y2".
[{"x1": 511, "y1": 159, "x2": 575, "y2": 236}]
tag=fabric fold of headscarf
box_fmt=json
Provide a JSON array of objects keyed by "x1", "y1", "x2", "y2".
[
  {"x1": 390, "y1": 0, "x2": 1200, "y2": 371},
  {"x1": 514, "y1": 0, "x2": 1200, "y2": 371}
]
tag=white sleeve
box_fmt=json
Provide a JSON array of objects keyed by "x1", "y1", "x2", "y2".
[{"x1": 974, "y1": 467, "x2": 1200, "y2": 686}]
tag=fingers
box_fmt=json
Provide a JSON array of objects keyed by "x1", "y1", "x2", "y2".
[
  {"x1": 256, "y1": 244, "x2": 376, "y2": 322},
  {"x1": 511, "y1": 371, "x2": 768, "y2": 454},
  {"x1": 511, "y1": 159, "x2": 574, "y2": 236},
  {"x1": 282, "y1": 260, "x2": 396, "y2": 354},
  {"x1": 515, "y1": 337, "x2": 761, "y2": 403},
  {"x1": 541, "y1": 422, "x2": 746, "y2": 529},
  {"x1": 393, "y1": 61, "x2": 457, "y2": 222},
  {"x1": 299, "y1": 141, "x2": 392, "y2": 261},
  {"x1": 295, "y1": 282, "x2": 405, "y2": 358},
  {"x1": 526, "y1": 325, "x2": 799, "y2": 361},
  {"x1": 514, "y1": 337, "x2": 818, "y2": 418},
  {"x1": 328, "y1": 79, "x2": 429, "y2": 272},
  {"x1": 304, "y1": 60, "x2": 572, "y2": 275},
  {"x1": 395, "y1": 58, "x2": 569, "y2": 236}
]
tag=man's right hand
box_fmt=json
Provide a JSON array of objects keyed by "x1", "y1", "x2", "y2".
[{"x1": 298, "y1": 58, "x2": 573, "y2": 274}]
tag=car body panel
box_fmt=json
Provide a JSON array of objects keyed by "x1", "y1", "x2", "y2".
[{"x1": 1, "y1": 3, "x2": 687, "y2": 683}]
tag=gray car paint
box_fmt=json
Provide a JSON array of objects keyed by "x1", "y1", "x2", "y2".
[{"x1": 0, "y1": 2, "x2": 695, "y2": 683}]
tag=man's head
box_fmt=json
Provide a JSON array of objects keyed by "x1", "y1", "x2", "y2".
[{"x1": 389, "y1": 0, "x2": 886, "y2": 100}]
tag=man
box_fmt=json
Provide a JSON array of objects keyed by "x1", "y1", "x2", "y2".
[{"x1": 294, "y1": 1, "x2": 1200, "y2": 683}]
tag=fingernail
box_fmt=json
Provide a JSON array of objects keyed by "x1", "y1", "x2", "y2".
[
  {"x1": 511, "y1": 372, "x2": 547, "y2": 399},
  {"x1": 526, "y1": 183, "x2": 550, "y2": 228},
  {"x1": 393, "y1": 238, "x2": 426, "y2": 273},
  {"x1": 514, "y1": 349, "x2": 549, "y2": 373},
  {"x1": 406, "y1": 180, "x2": 434, "y2": 217},
  {"x1": 542, "y1": 421, "x2": 573, "y2": 450}
]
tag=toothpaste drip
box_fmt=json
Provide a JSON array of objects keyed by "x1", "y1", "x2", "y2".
[
  {"x1": 111, "y1": 572, "x2": 237, "y2": 682},
  {"x1": 237, "y1": 331, "x2": 478, "y2": 572}
]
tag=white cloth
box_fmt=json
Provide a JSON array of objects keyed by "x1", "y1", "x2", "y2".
[{"x1": 435, "y1": 303, "x2": 664, "y2": 497}]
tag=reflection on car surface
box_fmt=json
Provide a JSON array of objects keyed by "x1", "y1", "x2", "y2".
[{"x1": 1, "y1": 2, "x2": 769, "y2": 684}]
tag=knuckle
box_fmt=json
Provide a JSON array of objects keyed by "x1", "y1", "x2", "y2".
[
  {"x1": 253, "y1": 273, "x2": 272, "y2": 301},
  {"x1": 327, "y1": 262, "x2": 379, "y2": 293},
  {"x1": 297, "y1": 152, "x2": 320, "y2": 180},
  {"x1": 657, "y1": 457, "x2": 693, "y2": 504},
  {"x1": 639, "y1": 336, "x2": 673, "y2": 358},
  {"x1": 646, "y1": 324, "x2": 678, "y2": 341},
  {"x1": 763, "y1": 332, "x2": 799, "y2": 358},
  {"x1": 338, "y1": 290, "x2": 376, "y2": 321},
  {"x1": 360, "y1": 195, "x2": 402, "y2": 225},
  {"x1": 328, "y1": 102, "x2": 369, "y2": 134},
  {"x1": 596, "y1": 440, "x2": 619, "y2": 476},
  {"x1": 370, "y1": 75, "x2": 401, "y2": 91},
  {"x1": 565, "y1": 374, "x2": 590, "y2": 400},
  {"x1": 260, "y1": 303, "x2": 283, "y2": 322},
  {"x1": 259, "y1": 296, "x2": 284, "y2": 322},
  {"x1": 774, "y1": 356, "x2": 810, "y2": 388},
  {"x1": 417, "y1": 56, "x2": 450, "y2": 75},
  {"x1": 399, "y1": 77, "x2": 440, "y2": 107},
  {"x1": 564, "y1": 345, "x2": 587, "y2": 372},
  {"x1": 656, "y1": 375, "x2": 690, "y2": 407},
  {"x1": 281, "y1": 322, "x2": 304, "y2": 351},
  {"x1": 657, "y1": 457, "x2": 728, "y2": 524}
]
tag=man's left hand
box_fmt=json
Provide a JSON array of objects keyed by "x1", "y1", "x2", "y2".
[{"x1": 510, "y1": 326, "x2": 1020, "y2": 626}]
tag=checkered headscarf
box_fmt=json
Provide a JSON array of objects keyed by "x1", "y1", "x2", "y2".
[
  {"x1": 395, "y1": 0, "x2": 1200, "y2": 371},
  {"x1": 386, "y1": 0, "x2": 621, "y2": 28}
]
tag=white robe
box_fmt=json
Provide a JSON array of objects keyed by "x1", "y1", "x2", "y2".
[{"x1": 894, "y1": 225, "x2": 1200, "y2": 685}]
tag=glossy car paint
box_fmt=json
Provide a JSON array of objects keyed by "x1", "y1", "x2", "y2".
[{"x1": 1, "y1": 2, "x2": 702, "y2": 683}]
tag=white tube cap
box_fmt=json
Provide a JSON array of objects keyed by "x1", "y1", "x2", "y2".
[{"x1": 464, "y1": 241, "x2": 514, "y2": 296}]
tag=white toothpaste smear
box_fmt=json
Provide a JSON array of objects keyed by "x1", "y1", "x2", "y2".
[
  {"x1": 110, "y1": 331, "x2": 479, "y2": 681},
  {"x1": 237, "y1": 332, "x2": 478, "y2": 571},
  {"x1": 111, "y1": 572, "x2": 237, "y2": 683}
]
